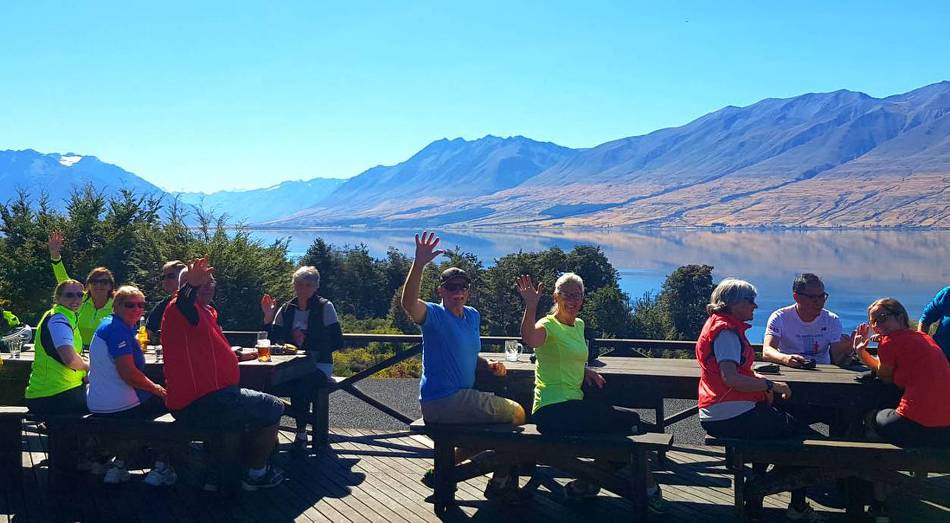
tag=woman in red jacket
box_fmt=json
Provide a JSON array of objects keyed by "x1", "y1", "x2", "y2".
[{"x1": 696, "y1": 278, "x2": 822, "y2": 522}]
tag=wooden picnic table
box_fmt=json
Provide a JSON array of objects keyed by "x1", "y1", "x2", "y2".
[
  {"x1": 476, "y1": 354, "x2": 900, "y2": 436},
  {"x1": 0, "y1": 348, "x2": 315, "y2": 406}
]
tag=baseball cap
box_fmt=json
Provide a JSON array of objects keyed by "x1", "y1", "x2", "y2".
[{"x1": 439, "y1": 267, "x2": 471, "y2": 285}]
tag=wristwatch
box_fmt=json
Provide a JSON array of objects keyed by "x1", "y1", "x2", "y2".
[{"x1": 764, "y1": 379, "x2": 774, "y2": 393}]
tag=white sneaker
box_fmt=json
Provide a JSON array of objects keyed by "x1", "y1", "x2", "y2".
[
  {"x1": 103, "y1": 464, "x2": 131, "y2": 484},
  {"x1": 144, "y1": 465, "x2": 177, "y2": 487}
]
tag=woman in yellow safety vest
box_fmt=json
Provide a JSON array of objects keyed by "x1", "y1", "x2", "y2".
[
  {"x1": 47, "y1": 231, "x2": 115, "y2": 348},
  {"x1": 24, "y1": 279, "x2": 89, "y2": 414}
]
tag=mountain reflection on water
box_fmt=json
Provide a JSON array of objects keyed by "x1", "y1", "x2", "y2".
[{"x1": 251, "y1": 228, "x2": 950, "y2": 343}]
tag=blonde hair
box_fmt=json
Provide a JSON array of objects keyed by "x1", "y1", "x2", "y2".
[
  {"x1": 53, "y1": 279, "x2": 84, "y2": 302},
  {"x1": 868, "y1": 297, "x2": 910, "y2": 329},
  {"x1": 549, "y1": 272, "x2": 585, "y2": 316},
  {"x1": 707, "y1": 278, "x2": 757, "y2": 315},
  {"x1": 112, "y1": 285, "x2": 145, "y2": 312}
]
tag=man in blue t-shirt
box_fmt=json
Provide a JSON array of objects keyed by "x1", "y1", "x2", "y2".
[
  {"x1": 919, "y1": 285, "x2": 950, "y2": 361},
  {"x1": 401, "y1": 231, "x2": 527, "y2": 503}
]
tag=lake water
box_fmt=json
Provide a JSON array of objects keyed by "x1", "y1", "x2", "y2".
[{"x1": 249, "y1": 228, "x2": 950, "y2": 343}]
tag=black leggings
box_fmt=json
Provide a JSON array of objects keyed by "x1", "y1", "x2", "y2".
[
  {"x1": 290, "y1": 370, "x2": 328, "y2": 429},
  {"x1": 25, "y1": 385, "x2": 87, "y2": 415},
  {"x1": 873, "y1": 409, "x2": 950, "y2": 447},
  {"x1": 533, "y1": 398, "x2": 647, "y2": 435}
]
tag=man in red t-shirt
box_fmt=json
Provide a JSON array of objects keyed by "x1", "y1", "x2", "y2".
[{"x1": 161, "y1": 257, "x2": 285, "y2": 490}]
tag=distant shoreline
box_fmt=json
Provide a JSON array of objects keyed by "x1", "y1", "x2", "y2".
[{"x1": 242, "y1": 224, "x2": 950, "y2": 233}]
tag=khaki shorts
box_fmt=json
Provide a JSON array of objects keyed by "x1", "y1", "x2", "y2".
[{"x1": 421, "y1": 388, "x2": 520, "y2": 424}]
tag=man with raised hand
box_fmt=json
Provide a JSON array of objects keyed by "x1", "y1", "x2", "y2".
[
  {"x1": 401, "y1": 231, "x2": 527, "y2": 504},
  {"x1": 161, "y1": 257, "x2": 285, "y2": 491}
]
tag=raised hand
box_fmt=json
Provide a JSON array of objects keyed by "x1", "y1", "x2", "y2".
[
  {"x1": 488, "y1": 360, "x2": 507, "y2": 377},
  {"x1": 516, "y1": 274, "x2": 544, "y2": 307},
  {"x1": 852, "y1": 323, "x2": 872, "y2": 352},
  {"x1": 413, "y1": 231, "x2": 445, "y2": 266},
  {"x1": 184, "y1": 257, "x2": 214, "y2": 288},
  {"x1": 48, "y1": 231, "x2": 64, "y2": 259},
  {"x1": 261, "y1": 293, "x2": 276, "y2": 323}
]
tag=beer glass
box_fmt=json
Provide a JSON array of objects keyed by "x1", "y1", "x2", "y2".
[{"x1": 256, "y1": 331, "x2": 272, "y2": 362}]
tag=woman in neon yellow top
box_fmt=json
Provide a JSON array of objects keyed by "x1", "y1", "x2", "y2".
[
  {"x1": 517, "y1": 272, "x2": 664, "y2": 507},
  {"x1": 48, "y1": 231, "x2": 115, "y2": 348},
  {"x1": 24, "y1": 279, "x2": 89, "y2": 414}
]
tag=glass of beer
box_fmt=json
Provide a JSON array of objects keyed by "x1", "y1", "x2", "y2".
[{"x1": 256, "y1": 331, "x2": 271, "y2": 362}]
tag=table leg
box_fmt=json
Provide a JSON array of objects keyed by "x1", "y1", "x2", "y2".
[{"x1": 630, "y1": 450, "x2": 648, "y2": 523}]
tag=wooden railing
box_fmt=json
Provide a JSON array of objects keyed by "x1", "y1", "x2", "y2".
[{"x1": 216, "y1": 331, "x2": 742, "y2": 436}]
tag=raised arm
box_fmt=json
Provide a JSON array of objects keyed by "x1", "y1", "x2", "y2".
[
  {"x1": 48, "y1": 231, "x2": 70, "y2": 283},
  {"x1": 400, "y1": 232, "x2": 444, "y2": 324},
  {"x1": 516, "y1": 275, "x2": 547, "y2": 348},
  {"x1": 852, "y1": 323, "x2": 894, "y2": 383}
]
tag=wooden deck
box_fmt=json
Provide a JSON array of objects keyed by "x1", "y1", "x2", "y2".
[{"x1": 2, "y1": 424, "x2": 948, "y2": 522}]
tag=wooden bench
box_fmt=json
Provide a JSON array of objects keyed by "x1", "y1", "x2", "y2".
[
  {"x1": 38, "y1": 413, "x2": 243, "y2": 493},
  {"x1": 706, "y1": 436, "x2": 950, "y2": 521},
  {"x1": 0, "y1": 406, "x2": 28, "y2": 486},
  {"x1": 411, "y1": 418, "x2": 673, "y2": 520}
]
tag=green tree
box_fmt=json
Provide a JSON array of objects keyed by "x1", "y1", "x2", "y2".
[{"x1": 658, "y1": 264, "x2": 715, "y2": 340}]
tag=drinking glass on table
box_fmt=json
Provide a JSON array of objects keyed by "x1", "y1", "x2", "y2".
[
  {"x1": 504, "y1": 340, "x2": 522, "y2": 362},
  {"x1": 256, "y1": 331, "x2": 272, "y2": 362},
  {"x1": 8, "y1": 338, "x2": 22, "y2": 359}
]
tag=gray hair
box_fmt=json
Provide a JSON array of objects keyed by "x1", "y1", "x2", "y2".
[
  {"x1": 707, "y1": 278, "x2": 757, "y2": 315},
  {"x1": 792, "y1": 273, "x2": 823, "y2": 294},
  {"x1": 550, "y1": 272, "x2": 585, "y2": 315},
  {"x1": 293, "y1": 266, "x2": 321, "y2": 287}
]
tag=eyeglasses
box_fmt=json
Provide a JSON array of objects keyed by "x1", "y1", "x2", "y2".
[
  {"x1": 442, "y1": 283, "x2": 469, "y2": 292},
  {"x1": 88, "y1": 278, "x2": 112, "y2": 286},
  {"x1": 797, "y1": 291, "x2": 829, "y2": 301},
  {"x1": 61, "y1": 291, "x2": 84, "y2": 299},
  {"x1": 123, "y1": 302, "x2": 146, "y2": 310},
  {"x1": 161, "y1": 273, "x2": 179, "y2": 280}
]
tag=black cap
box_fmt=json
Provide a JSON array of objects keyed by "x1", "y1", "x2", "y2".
[{"x1": 439, "y1": 267, "x2": 471, "y2": 285}]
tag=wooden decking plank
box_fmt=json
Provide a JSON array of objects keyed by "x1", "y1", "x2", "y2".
[
  {"x1": 277, "y1": 430, "x2": 379, "y2": 523},
  {"x1": 331, "y1": 428, "x2": 441, "y2": 522},
  {"x1": 275, "y1": 431, "x2": 366, "y2": 523}
]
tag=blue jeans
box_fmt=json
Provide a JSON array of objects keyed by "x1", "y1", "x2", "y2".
[{"x1": 173, "y1": 386, "x2": 283, "y2": 431}]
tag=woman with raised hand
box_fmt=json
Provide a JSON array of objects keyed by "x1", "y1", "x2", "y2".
[
  {"x1": 24, "y1": 279, "x2": 89, "y2": 414},
  {"x1": 48, "y1": 231, "x2": 115, "y2": 350},
  {"x1": 517, "y1": 272, "x2": 665, "y2": 511},
  {"x1": 261, "y1": 266, "x2": 343, "y2": 450},
  {"x1": 854, "y1": 298, "x2": 950, "y2": 446}
]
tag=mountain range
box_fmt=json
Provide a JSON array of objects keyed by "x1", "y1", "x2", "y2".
[{"x1": 3, "y1": 81, "x2": 949, "y2": 228}]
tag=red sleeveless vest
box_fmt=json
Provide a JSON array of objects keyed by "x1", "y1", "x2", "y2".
[{"x1": 695, "y1": 313, "x2": 765, "y2": 409}]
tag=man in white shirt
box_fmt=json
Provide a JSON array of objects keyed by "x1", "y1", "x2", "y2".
[{"x1": 762, "y1": 273, "x2": 853, "y2": 368}]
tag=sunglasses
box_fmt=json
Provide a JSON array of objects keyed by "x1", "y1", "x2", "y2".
[
  {"x1": 123, "y1": 302, "x2": 146, "y2": 310},
  {"x1": 560, "y1": 292, "x2": 585, "y2": 301},
  {"x1": 870, "y1": 312, "x2": 892, "y2": 325},
  {"x1": 442, "y1": 283, "x2": 469, "y2": 292},
  {"x1": 161, "y1": 273, "x2": 179, "y2": 280},
  {"x1": 61, "y1": 291, "x2": 84, "y2": 299},
  {"x1": 88, "y1": 278, "x2": 112, "y2": 286},
  {"x1": 743, "y1": 297, "x2": 757, "y2": 306},
  {"x1": 797, "y1": 291, "x2": 829, "y2": 301}
]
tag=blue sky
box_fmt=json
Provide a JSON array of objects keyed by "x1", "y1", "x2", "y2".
[{"x1": 2, "y1": 1, "x2": 948, "y2": 192}]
